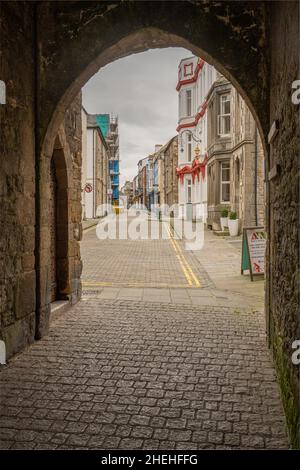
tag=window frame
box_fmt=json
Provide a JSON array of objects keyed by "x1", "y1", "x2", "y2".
[
  {"x1": 220, "y1": 160, "x2": 230, "y2": 203},
  {"x1": 186, "y1": 89, "x2": 192, "y2": 117},
  {"x1": 187, "y1": 177, "x2": 192, "y2": 203},
  {"x1": 217, "y1": 93, "x2": 231, "y2": 137}
]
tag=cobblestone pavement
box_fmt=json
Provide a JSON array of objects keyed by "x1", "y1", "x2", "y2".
[
  {"x1": 0, "y1": 219, "x2": 288, "y2": 449},
  {"x1": 0, "y1": 298, "x2": 288, "y2": 449},
  {"x1": 81, "y1": 220, "x2": 263, "y2": 310},
  {"x1": 81, "y1": 220, "x2": 213, "y2": 289}
]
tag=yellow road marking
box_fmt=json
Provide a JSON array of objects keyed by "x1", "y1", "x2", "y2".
[
  {"x1": 165, "y1": 223, "x2": 201, "y2": 288},
  {"x1": 172, "y1": 236, "x2": 201, "y2": 288},
  {"x1": 169, "y1": 236, "x2": 193, "y2": 286},
  {"x1": 82, "y1": 281, "x2": 194, "y2": 288}
]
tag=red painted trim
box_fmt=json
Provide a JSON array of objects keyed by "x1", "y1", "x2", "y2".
[
  {"x1": 176, "y1": 59, "x2": 205, "y2": 91},
  {"x1": 176, "y1": 100, "x2": 208, "y2": 132},
  {"x1": 176, "y1": 154, "x2": 208, "y2": 184}
]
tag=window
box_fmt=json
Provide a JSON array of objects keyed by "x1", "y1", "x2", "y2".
[
  {"x1": 184, "y1": 63, "x2": 193, "y2": 77},
  {"x1": 187, "y1": 178, "x2": 192, "y2": 203},
  {"x1": 187, "y1": 134, "x2": 192, "y2": 162},
  {"x1": 179, "y1": 91, "x2": 182, "y2": 118},
  {"x1": 186, "y1": 90, "x2": 192, "y2": 116},
  {"x1": 218, "y1": 94, "x2": 231, "y2": 136},
  {"x1": 220, "y1": 161, "x2": 230, "y2": 203}
]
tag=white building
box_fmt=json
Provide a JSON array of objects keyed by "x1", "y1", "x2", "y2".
[
  {"x1": 177, "y1": 56, "x2": 216, "y2": 221},
  {"x1": 81, "y1": 109, "x2": 111, "y2": 219}
]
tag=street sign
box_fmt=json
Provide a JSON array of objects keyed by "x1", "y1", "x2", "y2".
[{"x1": 241, "y1": 226, "x2": 266, "y2": 281}]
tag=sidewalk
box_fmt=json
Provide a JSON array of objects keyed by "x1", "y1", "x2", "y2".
[{"x1": 189, "y1": 228, "x2": 265, "y2": 309}]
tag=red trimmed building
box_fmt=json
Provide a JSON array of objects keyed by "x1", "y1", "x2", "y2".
[
  {"x1": 176, "y1": 56, "x2": 216, "y2": 221},
  {"x1": 176, "y1": 56, "x2": 265, "y2": 232}
]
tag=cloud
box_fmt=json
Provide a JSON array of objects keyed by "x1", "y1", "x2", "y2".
[{"x1": 83, "y1": 47, "x2": 191, "y2": 186}]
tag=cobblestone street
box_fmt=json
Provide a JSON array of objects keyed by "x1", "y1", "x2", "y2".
[{"x1": 0, "y1": 223, "x2": 289, "y2": 449}]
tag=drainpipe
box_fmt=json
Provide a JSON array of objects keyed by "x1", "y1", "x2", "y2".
[{"x1": 254, "y1": 125, "x2": 258, "y2": 226}]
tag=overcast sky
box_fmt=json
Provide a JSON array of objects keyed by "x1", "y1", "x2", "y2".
[{"x1": 82, "y1": 47, "x2": 191, "y2": 187}]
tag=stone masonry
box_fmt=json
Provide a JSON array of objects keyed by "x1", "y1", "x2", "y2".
[
  {"x1": 0, "y1": 298, "x2": 288, "y2": 450},
  {"x1": 0, "y1": 1, "x2": 299, "y2": 446}
]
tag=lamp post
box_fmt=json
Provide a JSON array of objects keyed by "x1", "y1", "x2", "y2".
[{"x1": 179, "y1": 129, "x2": 201, "y2": 153}]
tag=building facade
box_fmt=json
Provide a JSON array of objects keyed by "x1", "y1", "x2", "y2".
[
  {"x1": 137, "y1": 157, "x2": 148, "y2": 207},
  {"x1": 176, "y1": 55, "x2": 265, "y2": 232},
  {"x1": 132, "y1": 175, "x2": 139, "y2": 204},
  {"x1": 120, "y1": 180, "x2": 134, "y2": 208},
  {"x1": 176, "y1": 57, "x2": 216, "y2": 221},
  {"x1": 163, "y1": 136, "x2": 178, "y2": 209},
  {"x1": 206, "y1": 77, "x2": 265, "y2": 230},
  {"x1": 96, "y1": 114, "x2": 120, "y2": 206},
  {"x1": 81, "y1": 110, "x2": 110, "y2": 219},
  {"x1": 132, "y1": 138, "x2": 178, "y2": 215}
]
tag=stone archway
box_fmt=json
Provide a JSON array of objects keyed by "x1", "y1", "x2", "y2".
[
  {"x1": 36, "y1": 101, "x2": 83, "y2": 339},
  {"x1": 0, "y1": 0, "x2": 298, "y2": 446},
  {"x1": 37, "y1": 1, "x2": 271, "y2": 350},
  {"x1": 33, "y1": 1, "x2": 299, "y2": 447},
  {"x1": 38, "y1": 2, "x2": 270, "y2": 157},
  {"x1": 51, "y1": 137, "x2": 70, "y2": 301}
]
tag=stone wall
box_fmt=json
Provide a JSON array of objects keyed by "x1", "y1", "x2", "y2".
[
  {"x1": 0, "y1": 2, "x2": 83, "y2": 355},
  {"x1": 59, "y1": 92, "x2": 83, "y2": 305},
  {"x1": 36, "y1": 93, "x2": 83, "y2": 339},
  {"x1": 0, "y1": 0, "x2": 299, "y2": 447},
  {"x1": 267, "y1": 1, "x2": 300, "y2": 448},
  {"x1": 0, "y1": 3, "x2": 36, "y2": 357}
]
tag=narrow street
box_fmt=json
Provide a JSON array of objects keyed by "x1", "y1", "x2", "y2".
[{"x1": 0, "y1": 221, "x2": 288, "y2": 450}]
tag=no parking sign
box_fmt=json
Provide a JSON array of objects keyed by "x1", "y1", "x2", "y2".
[{"x1": 84, "y1": 183, "x2": 93, "y2": 193}]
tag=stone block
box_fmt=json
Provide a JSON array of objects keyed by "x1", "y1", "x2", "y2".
[
  {"x1": 2, "y1": 312, "x2": 35, "y2": 359},
  {"x1": 15, "y1": 271, "x2": 36, "y2": 319}
]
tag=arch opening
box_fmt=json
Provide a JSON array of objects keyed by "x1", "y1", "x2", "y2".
[{"x1": 41, "y1": 27, "x2": 268, "y2": 160}]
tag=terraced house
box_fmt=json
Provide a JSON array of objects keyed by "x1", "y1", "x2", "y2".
[{"x1": 206, "y1": 75, "x2": 265, "y2": 231}]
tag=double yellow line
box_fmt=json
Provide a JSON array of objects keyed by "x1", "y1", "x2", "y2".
[{"x1": 165, "y1": 224, "x2": 201, "y2": 288}]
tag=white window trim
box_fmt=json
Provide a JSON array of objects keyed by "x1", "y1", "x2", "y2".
[
  {"x1": 186, "y1": 89, "x2": 192, "y2": 117},
  {"x1": 186, "y1": 177, "x2": 192, "y2": 203},
  {"x1": 220, "y1": 161, "x2": 230, "y2": 204},
  {"x1": 217, "y1": 94, "x2": 231, "y2": 137}
]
